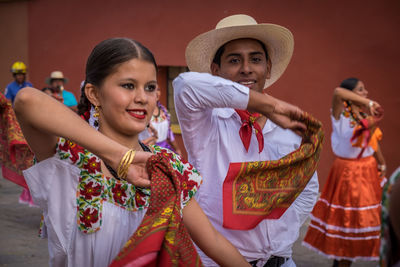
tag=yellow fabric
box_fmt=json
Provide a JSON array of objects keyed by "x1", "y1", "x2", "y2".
[{"x1": 368, "y1": 127, "x2": 382, "y2": 152}]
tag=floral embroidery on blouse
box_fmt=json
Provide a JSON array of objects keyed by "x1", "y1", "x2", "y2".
[
  {"x1": 152, "y1": 102, "x2": 169, "y2": 124},
  {"x1": 152, "y1": 111, "x2": 167, "y2": 123},
  {"x1": 55, "y1": 138, "x2": 202, "y2": 234}
]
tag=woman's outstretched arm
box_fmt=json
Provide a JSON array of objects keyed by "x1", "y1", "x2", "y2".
[
  {"x1": 182, "y1": 199, "x2": 251, "y2": 267},
  {"x1": 14, "y1": 87, "x2": 151, "y2": 187},
  {"x1": 331, "y1": 87, "x2": 382, "y2": 120}
]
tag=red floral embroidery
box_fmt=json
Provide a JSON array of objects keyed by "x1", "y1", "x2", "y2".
[
  {"x1": 159, "y1": 148, "x2": 174, "y2": 160},
  {"x1": 80, "y1": 181, "x2": 102, "y2": 200},
  {"x1": 135, "y1": 190, "x2": 147, "y2": 207},
  {"x1": 112, "y1": 184, "x2": 127, "y2": 205},
  {"x1": 80, "y1": 208, "x2": 99, "y2": 228},
  {"x1": 83, "y1": 157, "x2": 101, "y2": 174},
  {"x1": 59, "y1": 140, "x2": 85, "y2": 163},
  {"x1": 177, "y1": 170, "x2": 199, "y2": 200}
]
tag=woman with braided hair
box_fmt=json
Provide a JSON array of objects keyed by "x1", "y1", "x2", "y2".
[
  {"x1": 13, "y1": 37, "x2": 254, "y2": 267},
  {"x1": 303, "y1": 77, "x2": 386, "y2": 267}
]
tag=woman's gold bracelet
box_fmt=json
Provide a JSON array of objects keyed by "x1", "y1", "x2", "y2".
[{"x1": 117, "y1": 149, "x2": 136, "y2": 180}]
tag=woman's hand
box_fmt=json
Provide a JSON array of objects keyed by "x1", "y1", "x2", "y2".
[
  {"x1": 142, "y1": 136, "x2": 158, "y2": 146},
  {"x1": 366, "y1": 100, "x2": 384, "y2": 119},
  {"x1": 148, "y1": 124, "x2": 158, "y2": 140},
  {"x1": 125, "y1": 151, "x2": 153, "y2": 187},
  {"x1": 378, "y1": 164, "x2": 387, "y2": 178}
]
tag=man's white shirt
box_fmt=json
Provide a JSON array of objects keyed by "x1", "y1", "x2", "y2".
[{"x1": 174, "y1": 72, "x2": 318, "y2": 266}]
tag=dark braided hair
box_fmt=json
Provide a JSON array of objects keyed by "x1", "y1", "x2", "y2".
[
  {"x1": 340, "y1": 77, "x2": 365, "y2": 123},
  {"x1": 77, "y1": 38, "x2": 158, "y2": 119}
]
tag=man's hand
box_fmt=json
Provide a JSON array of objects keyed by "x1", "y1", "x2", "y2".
[{"x1": 269, "y1": 99, "x2": 307, "y2": 136}]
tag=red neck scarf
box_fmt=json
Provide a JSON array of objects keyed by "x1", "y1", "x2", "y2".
[{"x1": 235, "y1": 109, "x2": 264, "y2": 153}]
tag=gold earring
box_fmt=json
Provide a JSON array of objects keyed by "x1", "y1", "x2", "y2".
[
  {"x1": 93, "y1": 106, "x2": 100, "y2": 127},
  {"x1": 93, "y1": 106, "x2": 100, "y2": 118}
]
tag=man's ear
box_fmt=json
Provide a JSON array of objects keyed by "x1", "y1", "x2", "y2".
[
  {"x1": 85, "y1": 83, "x2": 100, "y2": 106},
  {"x1": 266, "y1": 58, "x2": 272, "y2": 79},
  {"x1": 210, "y1": 62, "x2": 220, "y2": 76}
]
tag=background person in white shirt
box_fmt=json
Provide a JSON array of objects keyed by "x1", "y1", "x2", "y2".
[{"x1": 174, "y1": 14, "x2": 319, "y2": 267}]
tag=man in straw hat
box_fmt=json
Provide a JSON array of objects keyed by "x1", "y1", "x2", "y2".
[
  {"x1": 46, "y1": 70, "x2": 78, "y2": 110},
  {"x1": 174, "y1": 14, "x2": 319, "y2": 266}
]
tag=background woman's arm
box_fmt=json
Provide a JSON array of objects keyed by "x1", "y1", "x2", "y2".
[
  {"x1": 331, "y1": 87, "x2": 381, "y2": 120},
  {"x1": 374, "y1": 144, "x2": 386, "y2": 177}
]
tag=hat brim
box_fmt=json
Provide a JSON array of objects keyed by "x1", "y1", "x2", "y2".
[
  {"x1": 45, "y1": 77, "x2": 69, "y2": 85},
  {"x1": 185, "y1": 23, "x2": 294, "y2": 89}
]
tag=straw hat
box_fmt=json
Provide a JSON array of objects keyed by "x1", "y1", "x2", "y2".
[
  {"x1": 185, "y1": 14, "x2": 294, "y2": 88},
  {"x1": 46, "y1": 71, "x2": 69, "y2": 84}
]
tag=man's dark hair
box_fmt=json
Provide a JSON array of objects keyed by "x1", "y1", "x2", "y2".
[{"x1": 212, "y1": 39, "x2": 269, "y2": 66}]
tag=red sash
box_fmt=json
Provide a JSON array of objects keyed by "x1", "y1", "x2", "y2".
[{"x1": 109, "y1": 154, "x2": 202, "y2": 267}]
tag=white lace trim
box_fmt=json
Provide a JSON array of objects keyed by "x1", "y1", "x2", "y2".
[
  {"x1": 308, "y1": 219, "x2": 381, "y2": 236},
  {"x1": 319, "y1": 198, "x2": 381, "y2": 211}
]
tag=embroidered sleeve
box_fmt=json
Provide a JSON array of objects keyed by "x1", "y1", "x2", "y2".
[
  {"x1": 151, "y1": 145, "x2": 202, "y2": 209},
  {"x1": 56, "y1": 138, "x2": 88, "y2": 167}
]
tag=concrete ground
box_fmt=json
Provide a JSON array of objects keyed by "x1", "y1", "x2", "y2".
[{"x1": 0, "y1": 174, "x2": 378, "y2": 267}]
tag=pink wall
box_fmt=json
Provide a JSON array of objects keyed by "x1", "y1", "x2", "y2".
[
  {"x1": 19, "y1": 0, "x2": 400, "y2": 186},
  {"x1": 0, "y1": 1, "x2": 29, "y2": 91}
]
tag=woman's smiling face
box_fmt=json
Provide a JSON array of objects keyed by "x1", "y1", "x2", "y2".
[
  {"x1": 96, "y1": 58, "x2": 158, "y2": 138},
  {"x1": 352, "y1": 80, "x2": 368, "y2": 98}
]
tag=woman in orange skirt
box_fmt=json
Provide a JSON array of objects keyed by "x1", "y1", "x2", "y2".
[{"x1": 303, "y1": 77, "x2": 386, "y2": 267}]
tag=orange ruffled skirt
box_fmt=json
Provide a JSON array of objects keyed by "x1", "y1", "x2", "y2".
[{"x1": 303, "y1": 156, "x2": 382, "y2": 261}]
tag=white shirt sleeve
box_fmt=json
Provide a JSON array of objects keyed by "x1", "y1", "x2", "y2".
[
  {"x1": 173, "y1": 72, "x2": 250, "y2": 112},
  {"x1": 292, "y1": 172, "x2": 319, "y2": 224},
  {"x1": 173, "y1": 72, "x2": 250, "y2": 161}
]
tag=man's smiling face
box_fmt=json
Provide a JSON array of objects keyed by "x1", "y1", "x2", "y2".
[{"x1": 211, "y1": 38, "x2": 271, "y2": 93}]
